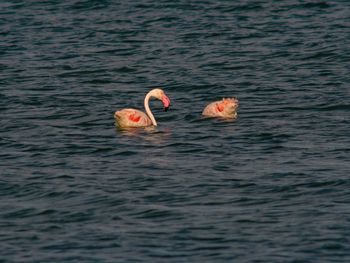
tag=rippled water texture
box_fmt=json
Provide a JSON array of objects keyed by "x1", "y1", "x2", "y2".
[{"x1": 1, "y1": 1, "x2": 350, "y2": 262}]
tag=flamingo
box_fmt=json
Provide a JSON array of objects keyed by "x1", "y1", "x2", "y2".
[
  {"x1": 202, "y1": 98, "x2": 239, "y2": 118},
  {"x1": 114, "y1": 88, "x2": 171, "y2": 128}
]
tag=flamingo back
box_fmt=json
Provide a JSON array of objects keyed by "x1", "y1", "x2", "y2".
[
  {"x1": 114, "y1": 109, "x2": 152, "y2": 128},
  {"x1": 202, "y1": 98, "x2": 239, "y2": 118}
]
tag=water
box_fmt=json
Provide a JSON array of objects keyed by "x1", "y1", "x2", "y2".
[{"x1": 1, "y1": 0, "x2": 350, "y2": 262}]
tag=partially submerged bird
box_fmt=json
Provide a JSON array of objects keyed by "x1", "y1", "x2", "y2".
[
  {"x1": 202, "y1": 98, "x2": 239, "y2": 118},
  {"x1": 114, "y1": 88, "x2": 171, "y2": 128}
]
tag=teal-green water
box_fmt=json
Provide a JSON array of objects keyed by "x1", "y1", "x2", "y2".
[{"x1": 1, "y1": 1, "x2": 350, "y2": 262}]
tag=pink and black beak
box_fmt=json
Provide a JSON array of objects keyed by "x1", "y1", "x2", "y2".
[{"x1": 162, "y1": 95, "x2": 171, "y2": 112}]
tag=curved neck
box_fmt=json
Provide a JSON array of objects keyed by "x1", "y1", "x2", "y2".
[{"x1": 144, "y1": 92, "x2": 157, "y2": 126}]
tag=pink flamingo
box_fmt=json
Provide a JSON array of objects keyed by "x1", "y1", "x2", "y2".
[
  {"x1": 114, "y1": 88, "x2": 171, "y2": 128},
  {"x1": 202, "y1": 98, "x2": 239, "y2": 118}
]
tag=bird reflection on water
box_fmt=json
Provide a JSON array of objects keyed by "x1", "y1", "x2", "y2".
[{"x1": 115, "y1": 125, "x2": 172, "y2": 145}]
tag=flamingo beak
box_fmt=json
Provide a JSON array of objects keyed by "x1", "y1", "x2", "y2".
[{"x1": 162, "y1": 95, "x2": 170, "y2": 112}]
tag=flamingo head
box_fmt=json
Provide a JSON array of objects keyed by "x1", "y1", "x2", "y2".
[
  {"x1": 162, "y1": 95, "x2": 171, "y2": 112},
  {"x1": 151, "y1": 88, "x2": 171, "y2": 111},
  {"x1": 222, "y1": 98, "x2": 239, "y2": 115}
]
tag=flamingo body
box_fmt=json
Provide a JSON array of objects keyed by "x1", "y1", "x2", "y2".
[
  {"x1": 202, "y1": 98, "x2": 239, "y2": 118},
  {"x1": 114, "y1": 88, "x2": 170, "y2": 128},
  {"x1": 114, "y1": 109, "x2": 152, "y2": 128}
]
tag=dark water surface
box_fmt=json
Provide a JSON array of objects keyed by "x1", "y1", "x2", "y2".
[{"x1": 1, "y1": 0, "x2": 350, "y2": 262}]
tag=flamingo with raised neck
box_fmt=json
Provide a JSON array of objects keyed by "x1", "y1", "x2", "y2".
[
  {"x1": 114, "y1": 88, "x2": 171, "y2": 128},
  {"x1": 202, "y1": 98, "x2": 239, "y2": 118}
]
